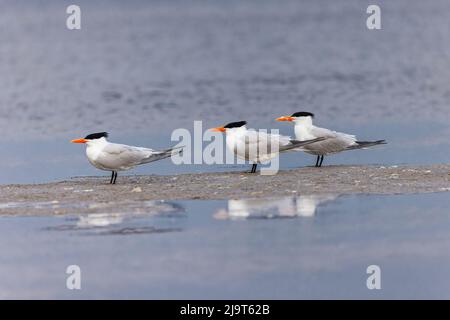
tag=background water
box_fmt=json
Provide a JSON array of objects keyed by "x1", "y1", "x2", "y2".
[
  {"x1": 1, "y1": 193, "x2": 450, "y2": 299},
  {"x1": 0, "y1": 0, "x2": 450, "y2": 300},
  {"x1": 0, "y1": 0, "x2": 449, "y2": 183}
]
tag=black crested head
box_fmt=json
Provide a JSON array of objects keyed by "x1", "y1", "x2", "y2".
[
  {"x1": 224, "y1": 121, "x2": 247, "y2": 129},
  {"x1": 291, "y1": 112, "x2": 314, "y2": 118},
  {"x1": 84, "y1": 132, "x2": 109, "y2": 140}
]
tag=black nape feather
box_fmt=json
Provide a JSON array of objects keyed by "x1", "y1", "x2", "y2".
[
  {"x1": 224, "y1": 121, "x2": 247, "y2": 129},
  {"x1": 84, "y1": 132, "x2": 109, "y2": 140},
  {"x1": 291, "y1": 112, "x2": 314, "y2": 118}
]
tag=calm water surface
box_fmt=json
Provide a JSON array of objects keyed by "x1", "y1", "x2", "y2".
[
  {"x1": 0, "y1": 0, "x2": 449, "y2": 183},
  {"x1": 1, "y1": 193, "x2": 450, "y2": 299}
]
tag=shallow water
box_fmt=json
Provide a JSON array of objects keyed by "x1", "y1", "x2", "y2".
[
  {"x1": 0, "y1": 0, "x2": 449, "y2": 184},
  {"x1": 1, "y1": 193, "x2": 450, "y2": 299}
]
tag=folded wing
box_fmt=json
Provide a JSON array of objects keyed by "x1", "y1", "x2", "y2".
[
  {"x1": 241, "y1": 130, "x2": 324, "y2": 154},
  {"x1": 97, "y1": 143, "x2": 182, "y2": 170}
]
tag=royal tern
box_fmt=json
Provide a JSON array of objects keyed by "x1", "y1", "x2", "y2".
[
  {"x1": 210, "y1": 121, "x2": 324, "y2": 173},
  {"x1": 276, "y1": 112, "x2": 386, "y2": 167},
  {"x1": 295, "y1": 194, "x2": 339, "y2": 217},
  {"x1": 71, "y1": 132, "x2": 182, "y2": 184}
]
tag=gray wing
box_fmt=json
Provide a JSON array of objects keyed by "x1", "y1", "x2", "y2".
[
  {"x1": 279, "y1": 137, "x2": 325, "y2": 152},
  {"x1": 302, "y1": 127, "x2": 358, "y2": 155},
  {"x1": 96, "y1": 143, "x2": 180, "y2": 170},
  {"x1": 242, "y1": 130, "x2": 292, "y2": 154},
  {"x1": 311, "y1": 126, "x2": 356, "y2": 140},
  {"x1": 241, "y1": 131, "x2": 324, "y2": 155},
  {"x1": 96, "y1": 143, "x2": 154, "y2": 170}
]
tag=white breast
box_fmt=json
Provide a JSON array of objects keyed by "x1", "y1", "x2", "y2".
[
  {"x1": 86, "y1": 143, "x2": 109, "y2": 170},
  {"x1": 225, "y1": 128, "x2": 281, "y2": 163}
]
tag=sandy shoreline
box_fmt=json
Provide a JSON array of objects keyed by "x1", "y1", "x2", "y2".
[{"x1": 0, "y1": 164, "x2": 449, "y2": 215}]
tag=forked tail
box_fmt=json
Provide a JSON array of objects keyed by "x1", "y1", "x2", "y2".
[
  {"x1": 346, "y1": 140, "x2": 387, "y2": 150},
  {"x1": 141, "y1": 145, "x2": 184, "y2": 164}
]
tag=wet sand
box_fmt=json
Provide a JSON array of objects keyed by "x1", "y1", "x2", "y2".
[{"x1": 1, "y1": 164, "x2": 449, "y2": 215}]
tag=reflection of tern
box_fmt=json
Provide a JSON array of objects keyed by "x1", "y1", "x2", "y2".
[
  {"x1": 276, "y1": 112, "x2": 386, "y2": 167},
  {"x1": 295, "y1": 194, "x2": 339, "y2": 217},
  {"x1": 76, "y1": 201, "x2": 185, "y2": 228},
  {"x1": 77, "y1": 213, "x2": 124, "y2": 228},
  {"x1": 214, "y1": 198, "x2": 296, "y2": 220},
  {"x1": 213, "y1": 195, "x2": 339, "y2": 220},
  {"x1": 210, "y1": 121, "x2": 324, "y2": 173},
  {"x1": 71, "y1": 132, "x2": 182, "y2": 184}
]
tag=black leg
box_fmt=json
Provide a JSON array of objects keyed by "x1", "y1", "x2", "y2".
[
  {"x1": 112, "y1": 171, "x2": 118, "y2": 184},
  {"x1": 315, "y1": 155, "x2": 320, "y2": 167},
  {"x1": 318, "y1": 155, "x2": 324, "y2": 167},
  {"x1": 250, "y1": 164, "x2": 257, "y2": 173},
  {"x1": 110, "y1": 171, "x2": 114, "y2": 184}
]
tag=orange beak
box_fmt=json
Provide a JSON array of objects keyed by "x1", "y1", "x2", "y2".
[
  {"x1": 71, "y1": 138, "x2": 88, "y2": 143},
  {"x1": 210, "y1": 127, "x2": 226, "y2": 132},
  {"x1": 276, "y1": 116, "x2": 295, "y2": 122}
]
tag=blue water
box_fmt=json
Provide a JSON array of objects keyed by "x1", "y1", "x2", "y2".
[
  {"x1": 1, "y1": 193, "x2": 450, "y2": 299},
  {"x1": 0, "y1": 0, "x2": 449, "y2": 184}
]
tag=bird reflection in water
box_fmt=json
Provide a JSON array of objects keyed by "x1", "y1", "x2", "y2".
[
  {"x1": 46, "y1": 201, "x2": 185, "y2": 235},
  {"x1": 214, "y1": 195, "x2": 339, "y2": 220}
]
